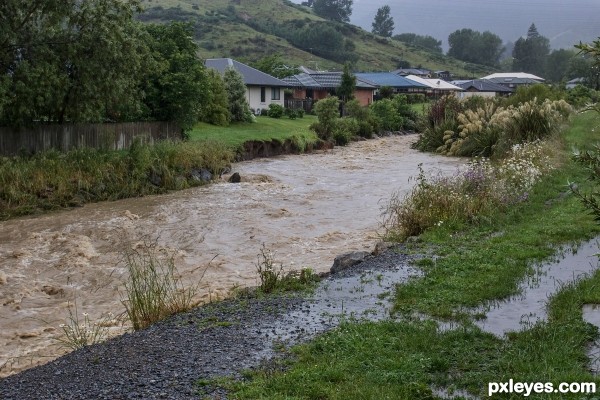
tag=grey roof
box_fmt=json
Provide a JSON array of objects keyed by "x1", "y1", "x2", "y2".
[
  {"x1": 486, "y1": 77, "x2": 541, "y2": 85},
  {"x1": 283, "y1": 72, "x2": 377, "y2": 89},
  {"x1": 281, "y1": 73, "x2": 322, "y2": 88},
  {"x1": 392, "y1": 68, "x2": 431, "y2": 76},
  {"x1": 452, "y1": 79, "x2": 513, "y2": 93},
  {"x1": 355, "y1": 72, "x2": 427, "y2": 89},
  {"x1": 205, "y1": 58, "x2": 287, "y2": 87}
]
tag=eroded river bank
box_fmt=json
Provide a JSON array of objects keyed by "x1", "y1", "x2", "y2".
[{"x1": 0, "y1": 135, "x2": 462, "y2": 376}]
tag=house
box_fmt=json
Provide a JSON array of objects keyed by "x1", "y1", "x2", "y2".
[
  {"x1": 205, "y1": 58, "x2": 287, "y2": 114},
  {"x1": 282, "y1": 71, "x2": 378, "y2": 107},
  {"x1": 480, "y1": 72, "x2": 545, "y2": 90},
  {"x1": 404, "y1": 75, "x2": 464, "y2": 97},
  {"x1": 354, "y1": 72, "x2": 428, "y2": 95},
  {"x1": 434, "y1": 70, "x2": 452, "y2": 81},
  {"x1": 393, "y1": 68, "x2": 431, "y2": 78},
  {"x1": 566, "y1": 77, "x2": 586, "y2": 89},
  {"x1": 451, "y1": 79, "x2": 513, "y2": 99}
]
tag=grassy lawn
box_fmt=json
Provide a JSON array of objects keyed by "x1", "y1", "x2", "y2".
[
  {"x1": 188, "y1": 115, "x2": 319, "y2": 151},
  {"x1": 221, "y1": 112, "x2": 600, "y2": 399}
]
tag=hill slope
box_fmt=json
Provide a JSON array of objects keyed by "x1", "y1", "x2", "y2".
[{"x1": 138, "y1": 0, "x2": 492, "y2": 76}]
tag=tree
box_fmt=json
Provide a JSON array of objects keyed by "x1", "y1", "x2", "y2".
[
  {"x1": 223, "y1": 67, "x2": 252, "y2": 123},
  {"x1": 0, "y1": 0, "x2": 149, "y2": 126},
  {"x1": 337, "y1": 63, "x2": 356, "y2": 103},
  {"x1": 312, "y1": 0, "x2": 353, "y2": 23},
  {"x1": 200, "y1": 69, "x2": 230, "y2": 126},
  {"x1": 575, "y1": 38, "x2": 600, "y2": 90},
  {"x1": 447, "y1": 28, "x2": 504, "y2": 67},
  {"x1": 512, "y1": 23, "x2": 550, "y2": 77},
  {"x1": 252, "y1": 55, "x2": 299, "y2": 79},
  {"x1": 372, "y1": 5, "x2": 394, "y2": 37},
  {"x1": 142, "y1": 22, "x2": 208, "y2": 131},
  {"x1": 546, "y1": 49, "x2": 576, "y2": 83},
  {"x1": 393, "y1": 33, "x2": 442, "y2": 54}
]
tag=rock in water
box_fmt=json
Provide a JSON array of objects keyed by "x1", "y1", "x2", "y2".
[
  {"x1": 229, "y1": 172, "x2": 241, "y2": 183},
  {"x1": 330, "y1": 251, "x2": 370, "y2": 274}
]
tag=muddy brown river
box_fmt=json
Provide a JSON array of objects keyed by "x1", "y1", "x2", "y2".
[{"x1": 0, "y1": 135, "x2": 461, "y2": 376}]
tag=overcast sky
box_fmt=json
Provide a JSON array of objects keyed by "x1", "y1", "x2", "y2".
[{"x1": 291, "y1": 0, "x2": 600, "y2": 50}]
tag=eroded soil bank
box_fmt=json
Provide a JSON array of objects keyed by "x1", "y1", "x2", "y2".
[{"x1": 0, "y1": 135, "x2": 462, "y2": 376}]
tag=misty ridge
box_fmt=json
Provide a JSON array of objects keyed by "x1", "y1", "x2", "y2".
[{"x1": 293, "y1": 0, "x2": 600, "y2": 51}]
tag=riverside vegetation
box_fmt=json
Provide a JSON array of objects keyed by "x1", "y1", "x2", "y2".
[{"x1": 218, "y1": 92, "x2": 600, "y2": 397}]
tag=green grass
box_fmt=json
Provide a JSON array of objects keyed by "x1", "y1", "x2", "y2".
[
  {"x1": 188, "y1": 115, "x2": 319, "y2": 151},
  {"x1": 220, "y1": 111, "x2": 600, "y2": 399}
]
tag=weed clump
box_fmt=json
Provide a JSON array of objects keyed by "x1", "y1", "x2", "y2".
[
  {"x1": 57, "y1": 302, "x2": 114, "y2": 350},
  {"x1": 121, "y1": 240, "x2": 199, "y2": 330},
  {"x1": 255, "y1": 244, "x2": 319, "y2": 294},
  {"x1": 383, "y1": 141, "x2": 558, "y2": 241}
]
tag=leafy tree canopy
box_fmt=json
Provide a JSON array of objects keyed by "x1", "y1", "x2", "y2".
[
  {"x1": 447, "y1": 28, "x2": 504, "y2": 67},
  {"x1": 251, "y1": 55, "x2": 299, "y2": 79},
  {"x1": 512, "y1": 23, "x2": 550, "y2": 78},
  {"x1": 393, "y1": 33, "x2": 443, "y2": 54},
  {"x1": 0, "y1": 0, "x2": 148, "y2": 126},
  {"x1": 372, "y1": 5, "x2": 394, "y2": 38},
  {"x1": 312, "y1": 0, "x2": 353, "y2": 23},
  {"x1": 142, "y1": 22, "x2": 208, "y2": 131}
]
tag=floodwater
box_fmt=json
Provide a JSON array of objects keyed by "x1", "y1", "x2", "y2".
[
  {"x1": 0, "y1": 135, "x2": 462, "y2": 377},
  {"x1": 476, "y1": 239, "x2": 600, "y2": 336}
]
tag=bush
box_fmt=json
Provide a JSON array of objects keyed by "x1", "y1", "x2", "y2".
[
  {"x1": 333, "y1": 117, "x2": 359, "y2": 145},
  {"x1": 406, "y1": 93, "x2": 426, "y2": 104},
  {"x1": 267, "y1": 103, "x2": 285, "y2": 118},
  {"x1": 310, "y1": 96, "x2": 340, "y2": 140},
  {"x1": 284, "y1": 107, "x2": 298, "y2": 119},
  {"x1": 370, "y1": 99, "x2": 404, "y2": 131},
  {"x1": 414, "y1": 96, "x2": 462, "y2": 151},
  {"x1": 502, "y1": 84, "x2": 565, "y2": 108}
]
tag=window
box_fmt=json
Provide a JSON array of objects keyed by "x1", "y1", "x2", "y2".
[
  {"x1": 271, "y1": 87, "x2": 280, "y2": 101},
  {"x1": 260, "y1": 87, "x2": 266, "y2": 103}
]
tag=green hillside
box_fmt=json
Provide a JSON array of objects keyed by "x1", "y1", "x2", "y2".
[{"x1": 138, "y1": 0, "x2": 492, "y2": 76}]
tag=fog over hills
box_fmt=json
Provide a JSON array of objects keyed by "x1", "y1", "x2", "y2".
[{"x1": 291, "y1": 0, "x2": 600, "y2": 51}]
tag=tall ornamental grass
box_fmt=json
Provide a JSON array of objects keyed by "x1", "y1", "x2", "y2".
[
  {"x1": 415, "y1": 96, "x2": 572, "y2": 159},
  {"x1": 0, "y1": 139, "x2": 233, "y2": 219}
]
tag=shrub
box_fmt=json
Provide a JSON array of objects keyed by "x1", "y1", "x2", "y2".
[
  {"x1": 333, "y1": 117, "x2": 359, "y2": 145},
  {"x1": 413, "y1": 95, "x2": 462, "y2": 152},
  {"x1": 284, "y1": 107, "x2": 298, "y2": 119},
  {"x1": 501, "y1": 84, "x2": 565, "y2": 108},
  {"x1": 406, "y1": 93, "x2": 426, "y2": 104},
  {"x1": 310, "y1": 96, "x2": 340, "y2": 140},
  {"x1": 370, "y1": 98, "x2": 404, "y2": 131},
  {"x1": 267, "y1": 103, "x2": 285, "y2": 118}
]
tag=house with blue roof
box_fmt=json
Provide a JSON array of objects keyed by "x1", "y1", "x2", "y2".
[{"x1": 354, "y1": 72, "x2": 428, "y2": 95}]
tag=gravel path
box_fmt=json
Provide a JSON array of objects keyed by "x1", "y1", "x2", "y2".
[{"x1": 0, "y1": 248, "x2": 415, "y2": 399}]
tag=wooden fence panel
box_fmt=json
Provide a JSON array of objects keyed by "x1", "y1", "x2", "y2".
[{"x1": 0, "y1": 122, "x2": 182, "y2": 156}]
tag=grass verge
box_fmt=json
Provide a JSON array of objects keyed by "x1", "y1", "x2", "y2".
[
  {"x1": 220, "y1": 112, "x2": 600, "y2": 399},
  {"x1": 188, "y1": 115, "x2": 319, "y2": 153}
]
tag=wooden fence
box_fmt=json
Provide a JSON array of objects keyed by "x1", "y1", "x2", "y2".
[{"x1": 0, "y1": 121, "x2": 182, "y2": 156}]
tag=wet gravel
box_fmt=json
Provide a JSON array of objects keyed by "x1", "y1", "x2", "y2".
[{"x1": 0, "y1": 248, "x2": 415, "y2": 399}]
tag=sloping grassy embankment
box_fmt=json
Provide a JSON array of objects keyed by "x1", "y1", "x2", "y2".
[{"x1": 225, "y1": 112, "x2": 600, "y2": 399}]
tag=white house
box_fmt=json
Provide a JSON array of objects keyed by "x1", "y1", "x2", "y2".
[{"x1": 205, "y1": 58, "x2": 287, "y2": 114}]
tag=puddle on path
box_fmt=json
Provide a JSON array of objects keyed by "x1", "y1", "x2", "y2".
[
  {"x1": 256, "y1": 253, "x2": 420, "y2": 355},
  {"x1": 476, "y1": 239, "x2": 599, "y2": 337}
]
